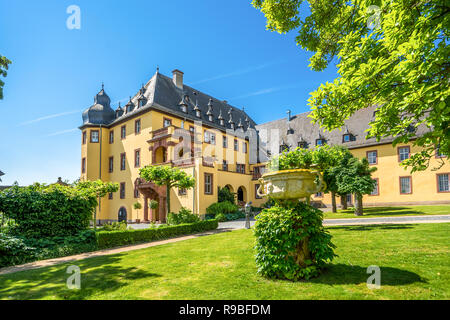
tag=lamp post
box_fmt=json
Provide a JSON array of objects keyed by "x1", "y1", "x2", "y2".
[{"x1": 245, "y1": 202, "x2": 252, "y2": 229}]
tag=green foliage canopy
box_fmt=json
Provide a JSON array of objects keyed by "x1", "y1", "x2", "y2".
[
  {"x1": 0, "y1": 55, "x2": 11, "y2": 100},
  {"x1": 253, "y1": 0, "x2": 449, "y2": 172}
]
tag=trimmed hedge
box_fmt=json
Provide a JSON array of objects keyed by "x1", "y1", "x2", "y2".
[{"x1": 96, "y1": 219, "x2": 219, "y2": 249}]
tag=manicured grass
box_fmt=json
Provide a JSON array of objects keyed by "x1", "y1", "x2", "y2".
[
  {"x1": 0, "y1": 223, "x2": 449, "y2": 300},
  {"x1": 323, "y1": 205, "x2": 450, "y2": 220}
]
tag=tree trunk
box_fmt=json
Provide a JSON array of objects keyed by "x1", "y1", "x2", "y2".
[
  {"x1": 354, "y1": 193, "x2": 363, "y2": 216},
  {"x1": 340, "y1": 195, "x2": 348, "y2": 210},
  {"x1": 331, "y1": 191, "x2": 337, "y2": 213},
  {"x1": 294, "y1": 237, "x2": 311, "y2": 268}
]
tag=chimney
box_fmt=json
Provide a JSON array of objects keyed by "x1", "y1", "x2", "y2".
[
  {"x1": 286, "y1": 109, "x2": 292, "y2": 122},
  {"x1": 172, "y1": 69, "x2": 184, "y2": 89}
]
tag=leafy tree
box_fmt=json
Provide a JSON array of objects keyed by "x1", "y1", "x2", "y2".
[
  {"x1": 133, "y1": 202, "x2": 142, "y2": 221},
  {"x1": 333, "y1": 154, "x2": 377, "y2": 215},
  {"x1": 313, "y1": 145, "x2": 352, "y2": 213},
  {"x1": 253, "y1": 0, "x2": 449, "y2": 172},
  {"x1": 0, "y1": 55, "x2": 11, "y2": 100},
  {"x1": 139, "y1": 165, "x2": 196, "y2": 219},
  {"x1": 74, "y1": 180, "x2": 119, "y2": 228}
]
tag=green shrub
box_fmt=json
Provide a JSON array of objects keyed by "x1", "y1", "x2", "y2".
[
  {"x1": 0, "y1": 184, "x2": 95, "y2": 238},
  {"x1": 206, "y1": 201, "x2": 238, "y2": 216},
  {"x1": 101, "y1": 221, "x2": 128, "y2": 231},
  {"x1": 167, "y1": 207, "x2": 200, "y2": 225},
  {"x1": 215, "y1": 213, "x2": 227, "y2": 222},
  {"x1": 0, "y1": 230, "x2": 98, "y2": 268},
  {"x1": 224, "y1": 211, "x2": 245, "y2": 221},
  {"x1": 96, "y1": 220, "x2": 218, "y2": 249},
  {"x1": 218, "y1": 187, "x2": 235, "y2": 204},
  {"x1": 254, "y1": 202, "x2": 336, "y2": 280}
]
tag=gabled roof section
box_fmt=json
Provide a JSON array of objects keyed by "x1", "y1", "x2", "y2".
[{"x1": 89, "y1": 70, "x2": 257, "y2": 132}]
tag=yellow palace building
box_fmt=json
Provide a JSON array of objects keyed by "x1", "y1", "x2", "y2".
[{"x1": 80, "y1": 69, "x2": 450, "y2": 223}]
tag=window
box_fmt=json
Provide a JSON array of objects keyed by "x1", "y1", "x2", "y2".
[
  {"x1": 315, "y1": 139, "x2": 326, "y2": 146},
  {"x1": 163, "y1": 118, "x2": 172, "y2": 128},
  {"x1": 437, "y1": 173, "x2": 450, "y2": 192},
  {"x1": 236, "y1": 164, "x2": 245, "y2": 174},
  {"x1": 120, "y1": 182, "x2": 126, "y2": 199},
  {"x1": 234, "y1": 139, "x2": 238, "y2": 151},
  {"x1": 135, "y1": 119, "x2": 141, "y2": 134},
  {"x1": 370, "y1": 178, "x2": 379, "y2": 196},
  {"x1": 120, "y1": 153, "x2": 126, "y2": 171},
  {"x1": 81, "y1": 158, "x2": 86, "y2": 174},
  {"x1": 204, "y1": 131, "x2": 216, "y2": 145},
  {"x1": 243, "y1": 142, "x2": 248, "y2": 154},
  {"x1": 222, "y1": 160, "x2": 228, "y2": 171},
  {"x1": 315, "y1": 192, "x2": 323, "y2": 197},
  {"x1": 134, "y1": 187, "x2": 140, "y2": 198},
  {"x1": 108, "y1": 156, "x2": 114, "y2": 173},
  {"x1": 223, "y1": 136, "x2": 228, "y2": 148},
  {"x1": 398, "y1": 146, "x2": 410, "y2": 162},
  {"x1": 178, "y1": 188, "x2": 187, "y2": 195},
  {"x1": 82, "y1": 131, "x2": 87, "y2": 144},
  {"x1": 367, "y1": 150, "x2": 378, "y2": 165},
  {"x1": 343, "y1": 134, "x2": 352, "y2": 143},
  {"x1": 204, "y1": 173, "x2": 213, "y2": 195},
  {"x1": 298, "y1": 141, "x2": 307, "y2": 149},
  {"x1": 400, "y1": 176, "x2": 412, "y2": 194},
  {"x1": 109, "y1": 131, "x2": 114, "y2": 144},
  {"x1": 121, "y1": 125, "x2": 126, "y2": 139},
  {"x1": 90, "y1": 130, "x2": 99, "y2": 143},
  {"x1": 134, "y1": 149, "x2": 141, "y2": 168},
  {"x1": 181, "y1": 121, "x2": 185, "y2": 129},
  {"x1": 280, "y1": 145, "x2": 289, "y2": 153},
  {"x1": 108, "y1": 192, "x2": 113, "y2": 200}
]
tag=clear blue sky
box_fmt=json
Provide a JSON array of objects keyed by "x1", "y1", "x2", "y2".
[{"x1": 0, "y1": 0, "x2": 337, "y2": 186}]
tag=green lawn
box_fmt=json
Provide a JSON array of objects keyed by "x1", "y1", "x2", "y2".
[
  {"x1": 0, "y1": 223, "x2": 449, "y2": 300},
  {"x1": 323, "y1": 205, "x2": 450, "y2": 219}
]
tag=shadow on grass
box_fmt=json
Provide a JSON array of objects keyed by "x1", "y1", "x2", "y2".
[
  {"x1": 310, "y1": 263, "x2": 425, "y2": 286},
  {"x1": 337, "y1": 207, "x2": 423, "y2": 217},
  {"x1": 0, "y1": 254, "x2": 161, "y2": 300},
  {"x1": 327, "y1": 224, "x2": 415, "y2": 231}
]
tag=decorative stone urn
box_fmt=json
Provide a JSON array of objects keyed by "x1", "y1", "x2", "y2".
[{"x1": 257, "y1": 169, "x2": 326, "y2": 202}]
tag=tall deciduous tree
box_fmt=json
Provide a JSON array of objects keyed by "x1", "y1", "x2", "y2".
[
  {"x1": 0, "y1": 55, "x2": 11, "y2": 100},
  {"x1": 253, "y1": 0, "x2": 449, "y2": 172},
  {"x1": 333, "y1": 154, "x2": 377, "y2": 215},
  {"x1": 139, "y1": 165, "x2": 196, "y2": 218}
]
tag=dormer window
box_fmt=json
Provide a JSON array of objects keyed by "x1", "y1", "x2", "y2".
[
  {"x1": 316, "y1": 138, "x2": 326, "y2": 146},
  {"x1": 280, "y1": 144, "x2": 289, "y2": 153},
  {"x1": 343, "y1": 133, "x2": 353, "y2": 143},
  {"x1": 298, "y1": 141, "x2": 307, "y2": 149}
]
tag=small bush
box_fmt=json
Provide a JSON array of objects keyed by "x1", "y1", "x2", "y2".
[
  {"x1": 167, "y1": 207, "x2": 200, "y2": 225},
  {"x1": 218, "y1": 187, "x2": 235, "y2": 204},
  {"x1": 254, "y1": 202, "x2": 336, "y2": 280},
  {"x1": 101, "y1": 221, "x2": 128, "y2": 231},
  {"x1": 96, "y1": 220, "x2": 218, "y2": 249},
  {"x1": 224, "y1": 211, "x2": 245, "y2": 221},
  {"x1": 206, "y1": 201, "x2": 238, "y2": 216},
  {"x1": 215, "y1": 213, "x2": 227, "y2": 222}
]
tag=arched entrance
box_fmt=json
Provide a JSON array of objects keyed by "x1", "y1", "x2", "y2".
[
  {"x1": 237, "y1": 186, "x2": 247, "y2": 203},
  {"x1": 224, "y1": 184, "x2": 234, "y2": 193},
  {"x1": 118, "y1": 207, "x2": 127, "y2": 222},
  {"x1": 135, "y1": 178, "x2": 167, "y2": 223}
]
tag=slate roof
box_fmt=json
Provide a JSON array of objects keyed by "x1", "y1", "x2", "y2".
[
  {"x1": 255, "y1": 106, "x2": 431, "y2": 162},
  {"x1": 81, "y1": 71, "x2": 257, "y2": 132}
]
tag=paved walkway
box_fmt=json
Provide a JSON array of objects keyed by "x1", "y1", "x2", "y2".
[
  {"x1": 1, "y1": 214, "x2": 449, "y2": 276},
  {"x1": 217, "y1": 215, "x2": 450, "y2": 229}
]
